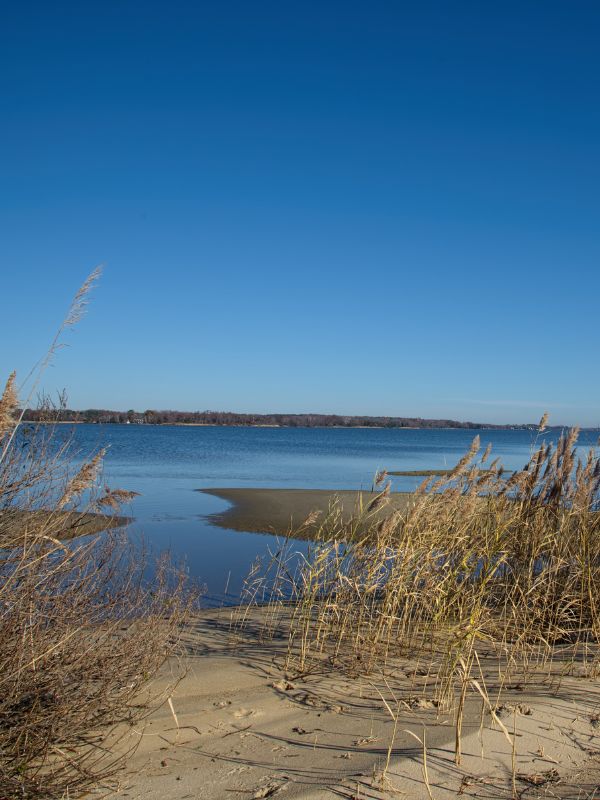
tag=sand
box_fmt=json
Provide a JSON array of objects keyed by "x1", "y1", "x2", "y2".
[
  {"x1": 110, "y1": 608, "x2": 600, "y2": 800},
  {"x1": 200, "y1": 488, "x2": 413, "y2": 538},
  {"x1": 105, "y1": 491, "x2": 600, "y2": 797},
  {"x1": 0, "y1": 509, "x2": 130, "y2": 544}
]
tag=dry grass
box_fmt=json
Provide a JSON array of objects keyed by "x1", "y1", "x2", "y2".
[
  {"x1": 0, "y1": 273, "x2": 197, "y2": 798},
  {"x1": 233, "y1": 418, "x2": 600, "y2": 765}
]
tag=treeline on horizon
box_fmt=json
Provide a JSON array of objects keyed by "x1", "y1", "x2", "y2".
[{"x1": 21, "y1": 408, "x2": 538, "y2": 430}]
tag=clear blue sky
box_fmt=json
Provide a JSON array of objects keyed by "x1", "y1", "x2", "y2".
[{"x1": 1, "y1": 2, "x2": 599, "y2": 425}]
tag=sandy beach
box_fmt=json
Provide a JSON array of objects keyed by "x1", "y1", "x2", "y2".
[
  {"x1": 200, "y1": 488, "x2": 413, "y2": 538},
  {"x1": 111, "y1": 607, "x2": 600, "y2": 800}
]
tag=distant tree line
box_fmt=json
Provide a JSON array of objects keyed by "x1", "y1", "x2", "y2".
[{"x1": 20, "y1": 408, "x2": 537, "y2": 429}]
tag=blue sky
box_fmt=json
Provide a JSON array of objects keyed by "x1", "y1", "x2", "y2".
[{"x1": 1, "y1": 2, "x2": 599, "y2": 425}]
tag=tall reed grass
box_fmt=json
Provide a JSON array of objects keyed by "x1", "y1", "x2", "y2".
[
  {"x1": 234, "y1": 421, "x2": 600, "y2": 718},
  {"x1": 0, "y1": 272, "x2": 195, "y2": 798}
]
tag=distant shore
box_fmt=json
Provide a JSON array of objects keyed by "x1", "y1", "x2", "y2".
[
  {"x1": 21, "y1": 409, "x2": 549, "y2": 430},
  {"x1": 24, "y1": 419, "x2": 553, "y2": 431}
]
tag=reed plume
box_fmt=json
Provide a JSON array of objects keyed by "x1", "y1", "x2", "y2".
[
  {"x1": 57, "y1": 448, "x2": 106, "y2": 509},
  {"x1": 0, "y1": 371, "x2": 17, "y2": 437},
  {"x1": 0, "y1": 267, "x2": 102, "y2": 468}
]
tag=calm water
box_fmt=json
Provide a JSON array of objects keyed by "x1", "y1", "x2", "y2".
[{"x1": 59, "y1": 425, "x2": 597, "y2": 605}]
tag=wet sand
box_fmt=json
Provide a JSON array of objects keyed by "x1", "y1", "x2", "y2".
[
  {"x1": 0, "y1": 509, "x2": 130, "y2": 544},
  {"x1": 200, "y1": 487, "x2": 413, "y2": 538}
]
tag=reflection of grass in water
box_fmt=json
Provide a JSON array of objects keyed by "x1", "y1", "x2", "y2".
[{"x1": 234, "y1": 419, "x2": 600, "y2": 770}]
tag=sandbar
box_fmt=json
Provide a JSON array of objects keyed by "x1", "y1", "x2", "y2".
[
  {"x1": 200, "y1": 487, "x2": 413, "y2": 538},
  {"x1": 0, "y1": 509, "x2": 130, "y2": 545}
]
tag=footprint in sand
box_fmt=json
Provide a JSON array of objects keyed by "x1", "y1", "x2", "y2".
[{"x1": 232, "y1": 707, "x2": 256, "y2": 718}]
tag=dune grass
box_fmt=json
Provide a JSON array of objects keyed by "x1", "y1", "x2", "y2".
[
  {"x1": 0, "y1": 272, "x2": 196, "y2": 799},
  {"x1": 232, "y1": 418, "x2": 600, "y2": 766}
]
